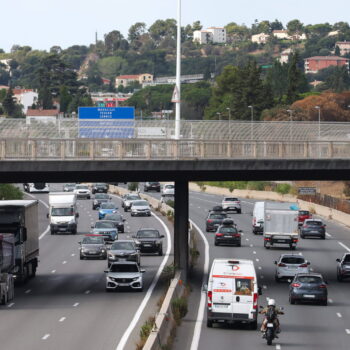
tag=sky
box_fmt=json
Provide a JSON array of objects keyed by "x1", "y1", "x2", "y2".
[{"x1": 1, "y1": 0, "x2": 350, "y2": 52}]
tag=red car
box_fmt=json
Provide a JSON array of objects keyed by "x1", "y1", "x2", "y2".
[{"x1": 298, "y1": 210, "x2": 312, "y2": 226}]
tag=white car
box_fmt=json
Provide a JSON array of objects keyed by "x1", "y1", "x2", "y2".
[
  {"x1": 162, "y1": 184, "x2": 175, "y2": 195},
  {"x1": 274, "y1": 254, "x2": 310, "y2": 281},
  {"x1": 73, "y1": 184, "x2": 91, "y2": 199},
  {"x1": 130, "y1": 200, "x2": 151, "y2": 217},
  {"x1": 221, "y1": 197, "x2": 241, "y2": 213}
]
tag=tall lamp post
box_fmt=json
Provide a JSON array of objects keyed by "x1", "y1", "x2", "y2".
[
  {"x1": 216, "y1": 112, "x2": 222, "y2": 121},
  {"x1": 174, "y1": 0, "x2": 181, "y2": 140},
  {"x1": 226, "y1": 107, "x2": 231, "y2": 139},
  {"x1": 315, "y1": 106, "x2": 321, "y2": 139},
  {"x1": 286, "y1": 109, "x2": 293, "y2": 141},
  {"x1": 248, "y1": 105, "x2": 254, "y2": 140}
]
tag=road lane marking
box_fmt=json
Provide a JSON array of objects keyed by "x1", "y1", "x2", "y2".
[
  {"x1": 326, "y1": 232, "x2": 332, "y2": 238},
  {"x1": 115, "y1": 209, "x2": 172, "y2": 350},
  {"x1": 276, "y1": 345, "x2": 281, "y2": 350},
  {"x1": 71, "y1": 253, "x2": 75, "y2": 257},
  {"x1": 73, "y1": 302, "x2": 79, "y2": 307},
  {"x1": 263, "y1": 285, "x2": 267, "y2": 289},
  {"x1": 189, "y1": 220, "x2": 209, "y2": 350},
  {"x1": 310, "y1": 268, "x2": 314, "y2": 272},
  {"x1": 51, "y1": 270, "x2": 56, "y2": 274},
  {"x1": 337, "y1": 313, "x2": 342, "y2": 318},
  {"x1": 328, "y1": 298, "x2": 333, "y2": 303},
  {"x1": 42, "y1": 334, "x2": 50, "y2": 340},
  {"x1": 260, "y1": 275, "x2": 264, "y2": 279},
  {"x1": 25, "y1": 289, "x2": 31, "y2": 294},
  {"x1": 253, "y1": 251, "x2": 256, "y2": 254},
  {"x1": 84, "y1": 290, "x2": 91, "y2": 294},
  {"x1": 258, "y1": 266, "x2": 262, "y2": 270},
  {"x1": 250, "y1": 244, "x2": 253, "y2": 247},
  {"x1": 7, "y1": 303, "x2": 14, "y2": 308},
  {"x1": 338, "y1": 241, "x2": 350, "y2": 252},
  {"x1": 346, "y1": 329, "x2": 350, "y2": 335},
  {"x1": 59, "y1": 317, "x2": 66, "y2": 322},
  {"x1": 62, "y1": 261, "x2": 67, "y2": 264},
  {"x1": 256, "y1": 258, "x2": 260, "y2": 262},
  {"x1": 245, "y1": 238, "x2": 249, "y2": 241}
]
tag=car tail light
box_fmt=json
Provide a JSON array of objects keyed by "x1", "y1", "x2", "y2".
[
  {"x1": 321, "y1": 225, "x2": 326, "y2": 229},
  {"x1": 299, "y1": 263, "x2": 308, "y2": 268},
  {"x1": 216, "y1": 233, "x2": 224, "y2": 237},
  {"x1": 291, "y1": 283, "x2": 301, "y2": 288},
  {"x1": 264, "y1": 237, "x2": 271, "y2": 241},
  {"x1": 319, "y1": 284, "x2": 327, "y2": 289},
  {"x1": 293, "y1": 238, "x2": 298, "y2": 243},
  {"x1": 253, "y1": 218, "x2": 256, "y2": 225},
  {"x1": 303, "y1": 225, "x2": 309, "y2": 228},
  {"x1": 253, "y1": 292, "x2": 258, "y2": 309},
  {"x1": 207, "y1": 219, "x2": 213, "y2": 223},
  {"x1": 278, "y1": 263, "x2": 286, "y2": 267},
  {"x1": 208, "y1": 291, "x2": 212, "y2": 307},
  {"x1": 233, "y1": 234, "x2": 241, "y2": 237}
]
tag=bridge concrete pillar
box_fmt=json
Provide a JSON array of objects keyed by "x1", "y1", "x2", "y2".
[{"x1": 174, "y1": 180, "x2": 189, "y2": 281}]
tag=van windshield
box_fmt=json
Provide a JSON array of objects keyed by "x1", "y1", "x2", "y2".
[
  {"x1": 235, "y1": 278, "x2": 253, "y2": 296},
  {"x1": 51, "y1": 208, "x2": 74, "y2": 216}
]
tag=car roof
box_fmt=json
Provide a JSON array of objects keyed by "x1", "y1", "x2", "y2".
[
  {"x1": 110, "y1": 261, "x2": 138, "y2": 265},
  {"x1": 295, "y1": 273, "x2": 323, "y2": 277},
  {"x1": 305, "y1": 218, "x2": 322, "y2": 222},
  {"x1": 112, "y1": 240, "x2": 135, "y2": 244},
  {"x1": 137, "y1": 228, "x2": 158, "y2": 231},
  {"x1": 280, "y1": 253, "x2": 304, "y2": 258}
]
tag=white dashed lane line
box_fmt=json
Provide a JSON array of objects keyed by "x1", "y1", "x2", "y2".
[
  {"x1": 253, "y1": 251, "x2": 257, "y2": 254},
  {"x1": 328, "y1": 298, "x2": 333, "y2": 303},
  {"x1": 73, "y1": 302, "x2": 79, "y2": 307},
  {"x1": 84, "y1": 290, "x2": 91, "y2": 295},
  {"x1": 51, "y1": 270, "x2": 56, "y2": 274},
  {"x1": 42, "y1": 334, "x2": 50, "y2": 340},
  {"x1": 7, "y1": 303, "x2": 14, "y2": 308},
  {"x1": 59, "y1": 317, "x2": 66, "y2": 322},
  {"x1": 326, "y1": 232, "x2": 332, "y2": 238},
  {"x1": 258, "y1": 266, "x2": 262, "y2": 270},
  {"x1": 256, "y1": 258, "x2": 260, "y2": 262},
  {"x1": 25, "y1": 289, "x2": 31, "y2": 294},
  {"x1": 276, "y1": 344, "x2": 281, "y2": 350},
  {"x1": 346, "y1": 329, "x2": 350, "y2": 335},
  {"x1": 338, "y1": 241, "x2": 350, "y2": 252},
  {"x1": 336, "y1": 313, "x2": 342, "y2": 318},
  {"x1": 62, "y1": 261, "x2": 67, "y2": 264},
  {"x1": 71, "y1": 253, "x2": 75, "y2": 257}
]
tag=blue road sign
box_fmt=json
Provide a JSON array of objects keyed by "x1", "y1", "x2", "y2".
[{"x1": 79, "y1": 107, "x2": 135, "y2": 120}]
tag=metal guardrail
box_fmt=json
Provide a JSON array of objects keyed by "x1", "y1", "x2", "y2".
[{"x1": 0, "y1": 138, "x2": 349, "y2": 160}]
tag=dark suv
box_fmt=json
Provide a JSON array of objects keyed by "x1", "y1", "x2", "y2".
[
  {"x1": 336, "y1": 253, "x2": 350, "y2": 281},
  {"x1": 205, "y1": 211, "x2": 227, "y2": 232},
  {"x1": 92, "y1": 183, "x2": 108, "y2": 194},
  {"x1": 144, "y1": 182, "x2": 161, "y2": 192},
  {"x1": 214, "y1": 219, "x2": 242, "y2": 246},
  {"x1": 134, "y1": 228, "x2": 164, "y2": 255},
  {"x1": 300, "y1": 219, "x2": 326, "y2": 239}
]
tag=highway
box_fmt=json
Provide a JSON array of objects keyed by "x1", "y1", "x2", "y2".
[
  {"x1": 0, "y1": 184, "x2": 172, "y2": 350},
  {"x1": 135, "y1": 184, "x2": 350, "y2": 350}
]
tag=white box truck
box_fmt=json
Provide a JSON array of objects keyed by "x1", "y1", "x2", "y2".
[
  {"x1": 252, "y1": 201, "x2": 265, "y2": 235},
  {"x1": 48, "y1": 193, "x2": 78, "y2": 235},
  {"x1": 263, "y1": 202, "x2": 299, "y2": 249}
]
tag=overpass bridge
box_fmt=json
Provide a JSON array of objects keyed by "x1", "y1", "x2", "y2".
[{"x1": 2, "y1": 119, "x2": 350, "y2": 278}]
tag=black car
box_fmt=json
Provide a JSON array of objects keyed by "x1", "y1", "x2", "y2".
[
  {"x1": 336, "y1": 253, "x2": 350, "y2": 281},
  {"x1": 300, "y1": 219, "x2": 326, "y2": 239},
  {"x1": 104, "y1": 213, "x2": 125, "y2": 233},
  {"x1": 214, "y1": 219, "x2": 242, "y2": 246},
  {"x1": 134, "y1": 228, "x2": 164, "y2": 255},
  {"x1": 289, "y1": 273, "x2": 328, "y2": 305},
  {"x1": 92, "y1": 183, "x2": 109, "y2": 194},
  {"x1": 92, "y1": 193, "x2": 111, "y2": 210},
  {"x1": 79, "y1": 235, "x2": 107, "y2": 260},
  {"x1": 108, "y1": 240, "x2": 140, "y2": 267},
  {"x1": 144, "y1": 182, "x2": 161, "y2": 192},
  {"x1": 205, "y1": 211, "x2": 228, "y2": 232}
]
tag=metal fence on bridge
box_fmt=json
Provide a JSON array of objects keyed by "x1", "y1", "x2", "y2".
[{"x1": 2, "y1": 118, "x2": 350, "y2": 141}]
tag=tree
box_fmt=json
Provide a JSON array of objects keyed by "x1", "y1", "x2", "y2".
[
  {"x1": 97, "y1": 56, "x2": 128, "y2": 79},
  {"x1": 149, "y1": 19, "x2": 177, "y2": 44},
  {"x1": 0, "y1": 184, "x2": 23, "y2": 200},
  {"x1": 286, "y1": 52, "x2": 302, "y2": 104},
  {"x1": 128, "y1": 22, "x2": 147, "y2": 42},
  {"x1": 335, "y1": 45, "x2": 341, "y2": 56},
  {"x1": 59, "y1": 86, "x2": 71, "y2": 113},
  {"x1": 270, "y1": 19, "x2": 284, "y2": 31},
  {"x1": 324, "y1": 66, "x2": 350, "y2": 92},
  {"x1": 2, "y1": 87, "x2": 16, "y2": 116},
  {"x1": 104, "y1": 30, "x2": 129, "y2": 53},
  {"x1": 287, "y1": 19, "x2": 304, "y2": 36}
]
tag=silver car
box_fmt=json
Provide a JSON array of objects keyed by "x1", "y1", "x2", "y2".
[
  {"x1": 108, "y1": 240, "x2": 140, "y2": 267},
  {"x1": 131, "y1": 200, "x2": 151, "y2": 217},
  {"x1": 122, "y1": 193, "x2": 141, "y2": 212},
  {"x1": 274, "y1": 254, "x2": 310, "y2": 281},
  {"x1": 221, "y1": 197, "x2": 241, "y2": 213},
  {"x1": 104, "y1": 262, "x2": 145, "y2": 292},
  {"x1": 74, "y1": 184, "x2": 91, "y2": 199}
]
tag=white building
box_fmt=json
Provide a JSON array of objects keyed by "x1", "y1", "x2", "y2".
[
  {"x1": 335, "y1": 41, "x2": 350, "y2": 56},
  {"x1": 0, "y1": 59, "x2": 12, "y2": 72},
  {"x1": 13, "y1": 89, "x2": 38, "y2": 113},
  {"x1": 272, "y1": 30, "x2": 289, "y2": 39},
  {"x1": 278, "y1": 48, "x2": 293, "y2": 64},
  {"x1": 26, "y1": 109, "x2": 59, "y2": 125},
  {"x1": 193, "y1": 27, "x2": 226, "y2": 44},
  {"x1": 251, "y1": 33, "x2": 270, "y2": 44}
]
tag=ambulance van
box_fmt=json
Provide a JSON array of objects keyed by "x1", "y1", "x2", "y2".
[{"x1": 206, "y1": 258, "x2": 260, "y2": 329}]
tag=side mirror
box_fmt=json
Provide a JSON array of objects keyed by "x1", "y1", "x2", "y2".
[
  {"x1": 78, "y1": 241, "x2": 81, "y2": 244},
  {"x1": 239, "y1": 230, "x2": 243, "y2": 233},
  {"x1": 76, "y1": 213, "x2": 79, "y2": 218},
  {"x1": 307, "y1": 261, "x2": 311, "y2": 265},
  {"x1": 325, "y1": 281, "x2": 329, "y2": 285},
  {"x1": 258, "y1": 286, "x2": 262, "y2": 295},
  {"x1": 259, "y1": 305, "x2": 263, "y2": 309},
  {"x1": 336, "y1": 258, "x2": 341, "y2": 262},
  {"x1": 104, "y1": 270, "x2": 109, "y2": 273},
  {"x1": 202, "y1": 284, "x2": 208, "y2": 292},
  {"x1": 123, "y1": 219, "x2": 126, "y2": 222},
  {"x1": 274, "y1": 261, "x2": 277, "y2": 265},
  {"x1": 160, "y1": 235, "x2": 165, "y2": 238},
  {"x1": 280, "y1": 307, "x2": 284, "y2": 311},
  {"x1": 46, "y1": 213, "x2": 49, "y2": 218},
  {"x1": 140, "y1": 269, "x2": 146, "y2": 273},
  {"x1": 91, "y1": 225, "x2": 94, "y2": 228}
]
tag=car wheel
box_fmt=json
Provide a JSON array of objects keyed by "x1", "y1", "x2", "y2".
[
  {"x1": 237, "y1": 209, "x2": 241, "y2": 214},
  {"x1": 321, "y1": 299, "x2": 328, "y2": 306},
  {"x1": 124, "y1": 208, "x2": 128, "y2": 212},
  {"x1": 105, "y1": 288, "x2": 113, "y2": 293},
  {"x1": 321, "y1": 235, "x2": 326, "y2": 240},
  {"x1": 120, "y1": 229, "x2": 124, "y2": 233},
  {"x1": 158, "y1": 248, "x2": 163, "y2": 256},
  {"x1": 50, "y1": 230, "x2": 55, "y2": 235},
  {"x1": 214, "y1": 241, "x2": 218, "y2": 246},
  {"x1": 207, "y1": 319, "x2": 213, "y2": 328},
  {"x1": 337, "y1": 274, "x2": 343, "y2": 282},
  {"x1": 131, "y1": 213, "x2": 134, "y2": 217},
  {"x1": 300, "y1": 233, "x2": 305, "y2": 239},
  {"x1": 80, "y1": 255, "x2": 83, "y2": 260},
  {"x1": 275, "y1": 275, "x2": 280, "y2": 282},
  {"x1": 87, "y1": 196, "x2": 91, "y2": 199},
  {"x1": 237, "y1": 242, "x2": 241, "y2": 247},
  {"x1": 289, "y1": 296, "x2": 295, "y2": 305},
  {"x1": 250, "y1": 319, "x2": 258, "y2": 330},
  {"x1": 144, "y1": 188, "x2": 147, "y2": 192}
]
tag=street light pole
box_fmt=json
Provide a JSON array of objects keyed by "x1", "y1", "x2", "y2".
[
  {"x1": 287, "y1": 109, "x2": 293, "y2": 141},
  {"x1": 174, "y1": 0, "x2": 181, "y2": 140},
  {"x1": 226, "y1": 107, "x2": 231, "y2": 139},
  {"x1": 216, "y1": 112, "x2": 221, "y2": 121},
  {"x1": 315, "y1": 106, "x2": 321, "y2": 139},
  {"x1": 248, "y1": 105, "x2": 254, "y2": 140}
]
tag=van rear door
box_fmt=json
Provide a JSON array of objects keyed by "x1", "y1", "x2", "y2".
[
  {"x1": 233, "y1": 277, "x2": 254, "y2": 316},
  {"x1": 211, "y1": 276, "x2": 234, "y2": 314}
]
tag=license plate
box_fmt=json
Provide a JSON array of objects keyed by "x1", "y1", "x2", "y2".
[
  {"x1": 277, "y1": 240, "x2": 286, "y2": 243},
  {"x1": 214, "y1": 304, "x2": 229, "y2": 308},
  {"x1": 118, "y1": 283, "x2": 129, "y2": 286},
  {"x1": 267, "y1": 323, "x2": 274, "y2": 327},
  {"x1": 288, "y1": 266, "x2": 297, "y2": 269},
  {"x1": 303, "y1": 294, "x2": 315, "y2": 298},
  {"x1": 118, "y1": 258, "x2": 126, "y2": 261},
  {"x1": 59, "y1": 228, "x2": 66, "y2": 231},
  {"x1": 311, "y1": 231, "x2": 319, "y2": 233},
  {"x1": 143, "y1": 244, "x2": 152, "y2": 247},
  {"x1": 224, "y1": 235, "x2": 232, "y2": 238}
]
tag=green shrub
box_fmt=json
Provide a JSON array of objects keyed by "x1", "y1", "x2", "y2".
[
  {"x1": 165, "y1": 199, "x2": 174, "y2": 208},
  {"x1": 171, "y1": 297, "x2": 188, "y2": 325},
  {"x1": 0, "y1": 184, "x2": 23, "y2": 200},
  {"x1": 139, "y1": 317, "x2": 155, "y2": 342},
  {"x1": 275, "y1": 183, "x2": 292, "y2": 195},
  {"x1": 128, "y1": 182, "x2": 139, "y2": 191}
]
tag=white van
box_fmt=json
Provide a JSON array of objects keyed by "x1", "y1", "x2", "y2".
[
  {"x1": 252, "y1": 201, "x2": 265, "y2": 234},
  {"x1": 206, "y1": 259, "x2": 260, "y2": 329}
]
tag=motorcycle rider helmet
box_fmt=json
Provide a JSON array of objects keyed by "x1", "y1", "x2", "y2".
[{"x1": 268, "y1": 299, "x2": 276, "y2": 306}]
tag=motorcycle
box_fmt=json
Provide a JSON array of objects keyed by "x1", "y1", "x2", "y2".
[{"x1": 260, "y1": 305, "x2": 283, "y2": 346}]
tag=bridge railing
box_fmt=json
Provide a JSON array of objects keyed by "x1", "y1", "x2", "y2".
[{"x1": 1, "y1": 139, "x2": 350, "y2": 160}]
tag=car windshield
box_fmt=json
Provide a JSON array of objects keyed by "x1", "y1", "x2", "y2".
[
  {"x1": 306, "y1": 221, "x2": 322, "y2": 226},
  {"x1": 219, "y1": 227, "x2": 237, "y2": 234},
  {"x1": 299, "y1": 211, "x2": 309, "y2": 215},
  {"x1": 224, "y1": 198, "x2": 238, "y2": 202},
  {"x1": 96, "y1": 183, "x2": 106, "y2": 187},
  {"x1": 104, "y1": 214, "x2": 122, "y2": 221},
  {"x1": 82, "y1": 236, "x2": 104, "y2": 244},
  {"x1": 137, "y1": 230, "x2": 159, "y2": 238},
  {"x1": 165, "y1": 185, "x2": 174, "y2": 189},
  {"x1": 127, "y1": 195, "x2": 140, "y2": 200},
  {"x1": 65, "y1": 184, "x2": 75, "y2": 188},
  {"x1": 298, "y1": 276, "x2": 323, "y2": 284},
  {"x1": 100, "y1": 203, "x2": 116, "y2": 209},
  {"x1": 111, "y1": 242, "x2": 134, "y2": 250},
  {"x1": 133, "y1": 201, "x2": 148, "y2": 206},
  {"x1": 343, "y1": 255, "x2": 350, "y2": 263},
  {"x1": 95, "y1": 194, "x2": 109, "y2": 199},
  {"x1": 51, "y1": 207, "x2": 74, "y2": 216},
  {"x1": 110, "y1": 264, "x2": 139, "y2": 273},
  {"x1": 76, "y1": 185, "x2": 88, "y2": 190},
  {"x1": 209, "y1": 214, "x2": 225, "y2": 219},
  {"x1": 95, "y1": 221, "x2": 115, "y2": 228},
  {"x1": 149, "y1": 182, "x2": 159, "y2": 185},
  {"x1": 281, "y1": 257, "x2": 305, "y2": 264}
]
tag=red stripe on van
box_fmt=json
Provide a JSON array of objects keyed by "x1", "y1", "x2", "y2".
[
  {"x1": 213, "y1": 289, "x2": 232, "y2": 293},
  {"x1": 212, "y1": 275, "x2": 254, "y2": 279}
]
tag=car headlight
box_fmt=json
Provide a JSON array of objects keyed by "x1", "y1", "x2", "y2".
[
  {"x1": 108, "y1": 254, "x2": 114, "y2": 258},
  {"x1": 100, "y1": 249, "x2": 106, "y2": 253},
  {"x1": 68, "y1": 219, "x2": 76, "y2": 224},
  {"x1": 132, "y1": 277, "x2": 141, "y2": 281}
]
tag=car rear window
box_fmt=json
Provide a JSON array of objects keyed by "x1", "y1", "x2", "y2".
[
  {"x1": 298, "y1": 276, "x2": 323, "y2": 283},
  {"x1": 219, "y1": 227, "x2": 237, "y2": 234},
  {"x1": 299, "y1": 211, "x2": 309, "y2": 215},
  {"x1": 224, "y1": 198, "x2": 238, "y2": 201},
  {"x1": 306, "y1": 221, "x2": 322, "y2": 226},
  {"x1": 209, "y1": 214, "x2": 225, "y2": 219},
  {"x1": 281, "y1": 257, "x2": 305, "y2": 264}
]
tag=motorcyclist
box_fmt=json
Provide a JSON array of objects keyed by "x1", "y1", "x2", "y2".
[{"x1": 259, "y1": 299, "x2": 284, "y2": 337}]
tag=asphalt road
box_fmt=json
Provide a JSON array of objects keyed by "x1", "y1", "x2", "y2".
[
  {"x1": 0, "y1": 183, "x2": 172, "y2": 350},
  {"x1": 134, "y1": 184, "x2": 350, "y2": 350}
]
